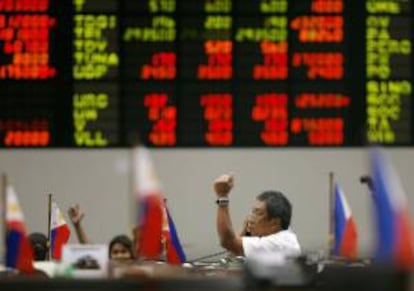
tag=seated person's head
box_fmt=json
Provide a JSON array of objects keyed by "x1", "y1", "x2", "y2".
[
  {"x1": 249, "y1": 191, "x2": 292, "y2": 237},
  {"x1": 29, "y1": 232, "x2": 48, "y2": 261},
  {"x1": 109, "y1": 235, "x2": 134, "y2": 261}
]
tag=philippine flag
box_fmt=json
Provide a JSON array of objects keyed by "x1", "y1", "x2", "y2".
[
  {"x1": 133, "y1": 146, "x2": 164, "y2": 260},
  {"x1": 5, "y1": 183, "x2": 34, "y2": 273},
  {"x1": 371, "y1": 148, "x2": 414, "y2": 269},
  {"x1": 163, "y1": 206, "x2": 186, "y2": 264},
  {"x1": 50, "y1": 201, "x2": 70, "y2": 260},
  {"x1": 333, "y1": 182, "x2": 358, "y2": 259}
]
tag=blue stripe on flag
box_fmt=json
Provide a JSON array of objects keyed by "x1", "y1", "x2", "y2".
[
  {"x1": 372, "y1": 149, "x2": 396, "y2": 261},
  {"x1": 6, "y1": 230, "x2": 23, "y2": 268},
  {"x1": 167, "y1": 209, "x2": 186, "y2": 263},
  {"x1": 334, "y1": 184, "x2": 346, "y2": 255}
]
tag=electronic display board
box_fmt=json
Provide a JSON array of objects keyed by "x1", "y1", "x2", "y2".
[{"x1": 0, "y1": 0, "x2": 412, "y2": 147}]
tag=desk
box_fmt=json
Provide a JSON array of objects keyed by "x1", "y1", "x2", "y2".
[{"x1": 0, "y1": 262, "x2": 410, "y2": 291}]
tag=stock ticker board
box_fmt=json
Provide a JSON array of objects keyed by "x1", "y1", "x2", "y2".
[{"x1": 0, "y1": 0, "x2": 412, "y2": 147}]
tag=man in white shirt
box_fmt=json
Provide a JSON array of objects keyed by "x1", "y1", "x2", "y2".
[{"x1": 214, "y1": 174, "x2": 301, "y2": 258}]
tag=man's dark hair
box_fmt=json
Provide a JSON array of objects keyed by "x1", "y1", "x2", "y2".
[
  {"x1": 29, "y1": 232, "x2": 48, "y2": 261},
  {"x1": 256, "y1": 190, "x2": 292, "y2": 230}
]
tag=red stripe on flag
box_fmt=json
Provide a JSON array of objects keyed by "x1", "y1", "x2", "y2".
[
  {"x1": 139, "y1": 194, "x2": 163, "y2": 260},
  {"x1": 395, "y1": 210, "x2": 414, "y2": 269},
  {"x1": 339, "y1": 217, "x2": 358, "y2": 260},
  {"x1": 16, "y1": 235, "x2": 35, "y2": 273},
  {"x1": 51, "y1": 224, "x2": 71, "y2": 260}
]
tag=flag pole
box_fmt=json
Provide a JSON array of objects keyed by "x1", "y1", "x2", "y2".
[
  {"x1": 47, "y1": 193, "x2": 52, "y2": 261},
  {"x1": 130, "y1": 146, "x2": 136, "y2": 233},
  {"x1": 2, "y1": 173, "x2": 7, "y2": 265},
  {"x1": 130, "y1": 144, "x2": 141, "y2": 258},
  {"x1": 329, "y1": 171, "x2": 335, "y2": 258}
]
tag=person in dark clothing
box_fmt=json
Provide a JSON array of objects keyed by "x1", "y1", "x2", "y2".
[{"x1": 28, "y1": 232, "x2": 48, "y2": 261}]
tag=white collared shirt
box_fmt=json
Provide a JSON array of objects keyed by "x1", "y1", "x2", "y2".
[{"x1": 242, "y1": 229, "x2": 301, "y2": 258}]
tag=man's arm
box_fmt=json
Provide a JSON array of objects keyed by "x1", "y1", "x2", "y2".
[
  {"x1": 214, "y1": 174, "x2": 244, "y2": 255},
  {"x1": 68, "y1": 204, "x2": 89, "y2": 244}
]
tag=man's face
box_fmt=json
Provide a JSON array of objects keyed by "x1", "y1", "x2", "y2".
[{"x1": 248, "y1": 200, "x2": 279, "y2": 237}]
